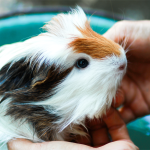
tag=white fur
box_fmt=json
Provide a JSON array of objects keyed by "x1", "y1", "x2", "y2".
[
  {"x1": 0, "y1": 7, "x2": 127, "y2": 144},
  {"x1": 35, "y1": 52, "x2": 127, "y2": 132}
]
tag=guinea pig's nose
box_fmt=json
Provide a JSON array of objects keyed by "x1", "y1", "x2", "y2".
[{"x1": 119, "y1": 63, "x2": 126, "y2": 70}]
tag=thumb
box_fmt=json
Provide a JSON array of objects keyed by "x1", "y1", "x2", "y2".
[
  {"x1": 8, "y1": 139, "x2": 33, "y2": 150},
  {"x1": 96, "y1": 140, "x2": 139, "y2": 150},
  {"x1": 103, "y1": 21, "x2": 128, "y2": 45},
  {"x1": 8, "y1": 138, "x2": 139, "y2": 150},
  {"x1": 8, "y1": 139, "x2": 93, "y2": 150}
]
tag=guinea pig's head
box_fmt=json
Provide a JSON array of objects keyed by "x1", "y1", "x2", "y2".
[{"x1": 0, "y1": 7, "x2": 127, "y2": 133}]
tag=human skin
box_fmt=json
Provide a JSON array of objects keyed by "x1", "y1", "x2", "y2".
[{"x1": 103, "y1": 20, "x2": 150, "y2": 123}]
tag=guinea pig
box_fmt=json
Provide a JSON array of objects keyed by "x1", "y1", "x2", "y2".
[{"x1": 0, "y1": 7, "x2": 127, "y2": 144}]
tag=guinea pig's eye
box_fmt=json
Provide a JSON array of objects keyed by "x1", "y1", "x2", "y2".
[{"x1": 76, "y1": 59, "x2": 89, "y2": 69}]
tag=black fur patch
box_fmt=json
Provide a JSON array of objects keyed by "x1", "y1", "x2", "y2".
[
  {"x1": 6, "y1": 105, "x2": 60, "y2": 141},
  {"x1": 0, "y1": 58, "x2": 72, "y2": 103},
  {"x1": 0, "y1": 58, "x2": 73, "y2": 141}
]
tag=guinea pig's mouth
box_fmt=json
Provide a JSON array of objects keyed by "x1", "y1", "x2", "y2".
[{"x1": 115, "y1": 70, "x2": 126, "y2": 77}]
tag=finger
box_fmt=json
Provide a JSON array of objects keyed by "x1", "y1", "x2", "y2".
[
  {"x1": 103, "y1": 21, "x2": 126, "y2": 43},
  {"x1": 103, "y1": 25, "x2": 118, "y2": 42},
  {"x1": 103, "y1": 107, "x2": 130, "y2": 141},
  {"x1": 112, "y1": 88, "x2": 125, "y2": 108},
  {"x1": 75, "y1": 134, "x2": 92, "y2": 146},
  {"x1": 96, "y1": 140, "x2": 139, "y2": 150},
  {"x1": 8, "y1": 139, "x2": 93, "y2": 150},
  {"x1": 34, "y1": 141, "x2": 93, "y2": 150},
  {"x1": 119, "y1": 106, "x2": 136, "y2": 123},
  {"x1": 8, "y1": 139, "x2": 33, "y2": 150},
  {"x1": 119, "y1": 76, "x2": 150, "y2": 123},
  {"x1": 103, "y1": 21, "x2": 138, "y2": 51},
  {"x1": 87, "y1": 118, "x2": 110, "y2": 147},
  {"x1": 119, "y1": 99, "x2": 150, "y2": 123}
]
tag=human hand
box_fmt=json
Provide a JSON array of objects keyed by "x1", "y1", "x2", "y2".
[
  {"x1": 7, "y1": 139, "x2": 137, "y2": 150},
  {"x1": 8, "y1": 107, "x2": 138, "y2": 150},
  {"x1": 104, "y1": 20, "x2": 150, "y2": 123}
]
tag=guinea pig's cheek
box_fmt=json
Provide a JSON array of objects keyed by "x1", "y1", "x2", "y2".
[{"x1": 109, "y1": 47, "x2": 127, "y2": 73}]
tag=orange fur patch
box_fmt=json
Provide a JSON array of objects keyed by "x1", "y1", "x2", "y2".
[{"x1": 69, "y1": 21, "x2": 121, "y2": 59}]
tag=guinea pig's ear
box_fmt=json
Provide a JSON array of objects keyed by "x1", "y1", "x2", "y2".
[
  {"x1": 31, "y1": 64, "x2": 49, "y2": 88},
  {"x1": 42, "y1": 6, "x2": 87, "y2": 38},
  {"x1": 31, "y1": 65, "x2": 73, "y2": 91},
  {"x1": 0, "y1": 58, "x2": 73, "y2": 103},
  {"x1": 0, "y1": 58, "x2": 49, "y2": 103},
  {"x1": 31, "y1": 74, "x2": 47, "y2": 87}
]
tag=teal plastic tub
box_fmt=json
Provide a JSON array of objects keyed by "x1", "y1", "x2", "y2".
[{"x1": 0, "y1": 7, "x2": 150, "y2": 150}]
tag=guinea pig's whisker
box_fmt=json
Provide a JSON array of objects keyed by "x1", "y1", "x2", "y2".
[
  {"x1": 80, "y1": 122, "x2": 88, "y2": 132},
  {"x1": 120, "y1": 34, "x2": 128, "y2": 50},
  {"x1": 123, "y1": 36, "x2": 130, "y2": 49},
  {"x1": 39, "y1": 126, "x2": 50, "y2": 138},
  {"x1": 125, "y1": 49, "x2": 129, "y2": 54},
  {"x1": 126, "y1": 31, "x2": 140, "y2": 51},
  {"x1": 126, "y1": 38, "x2": 135, "y2": 51}
]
